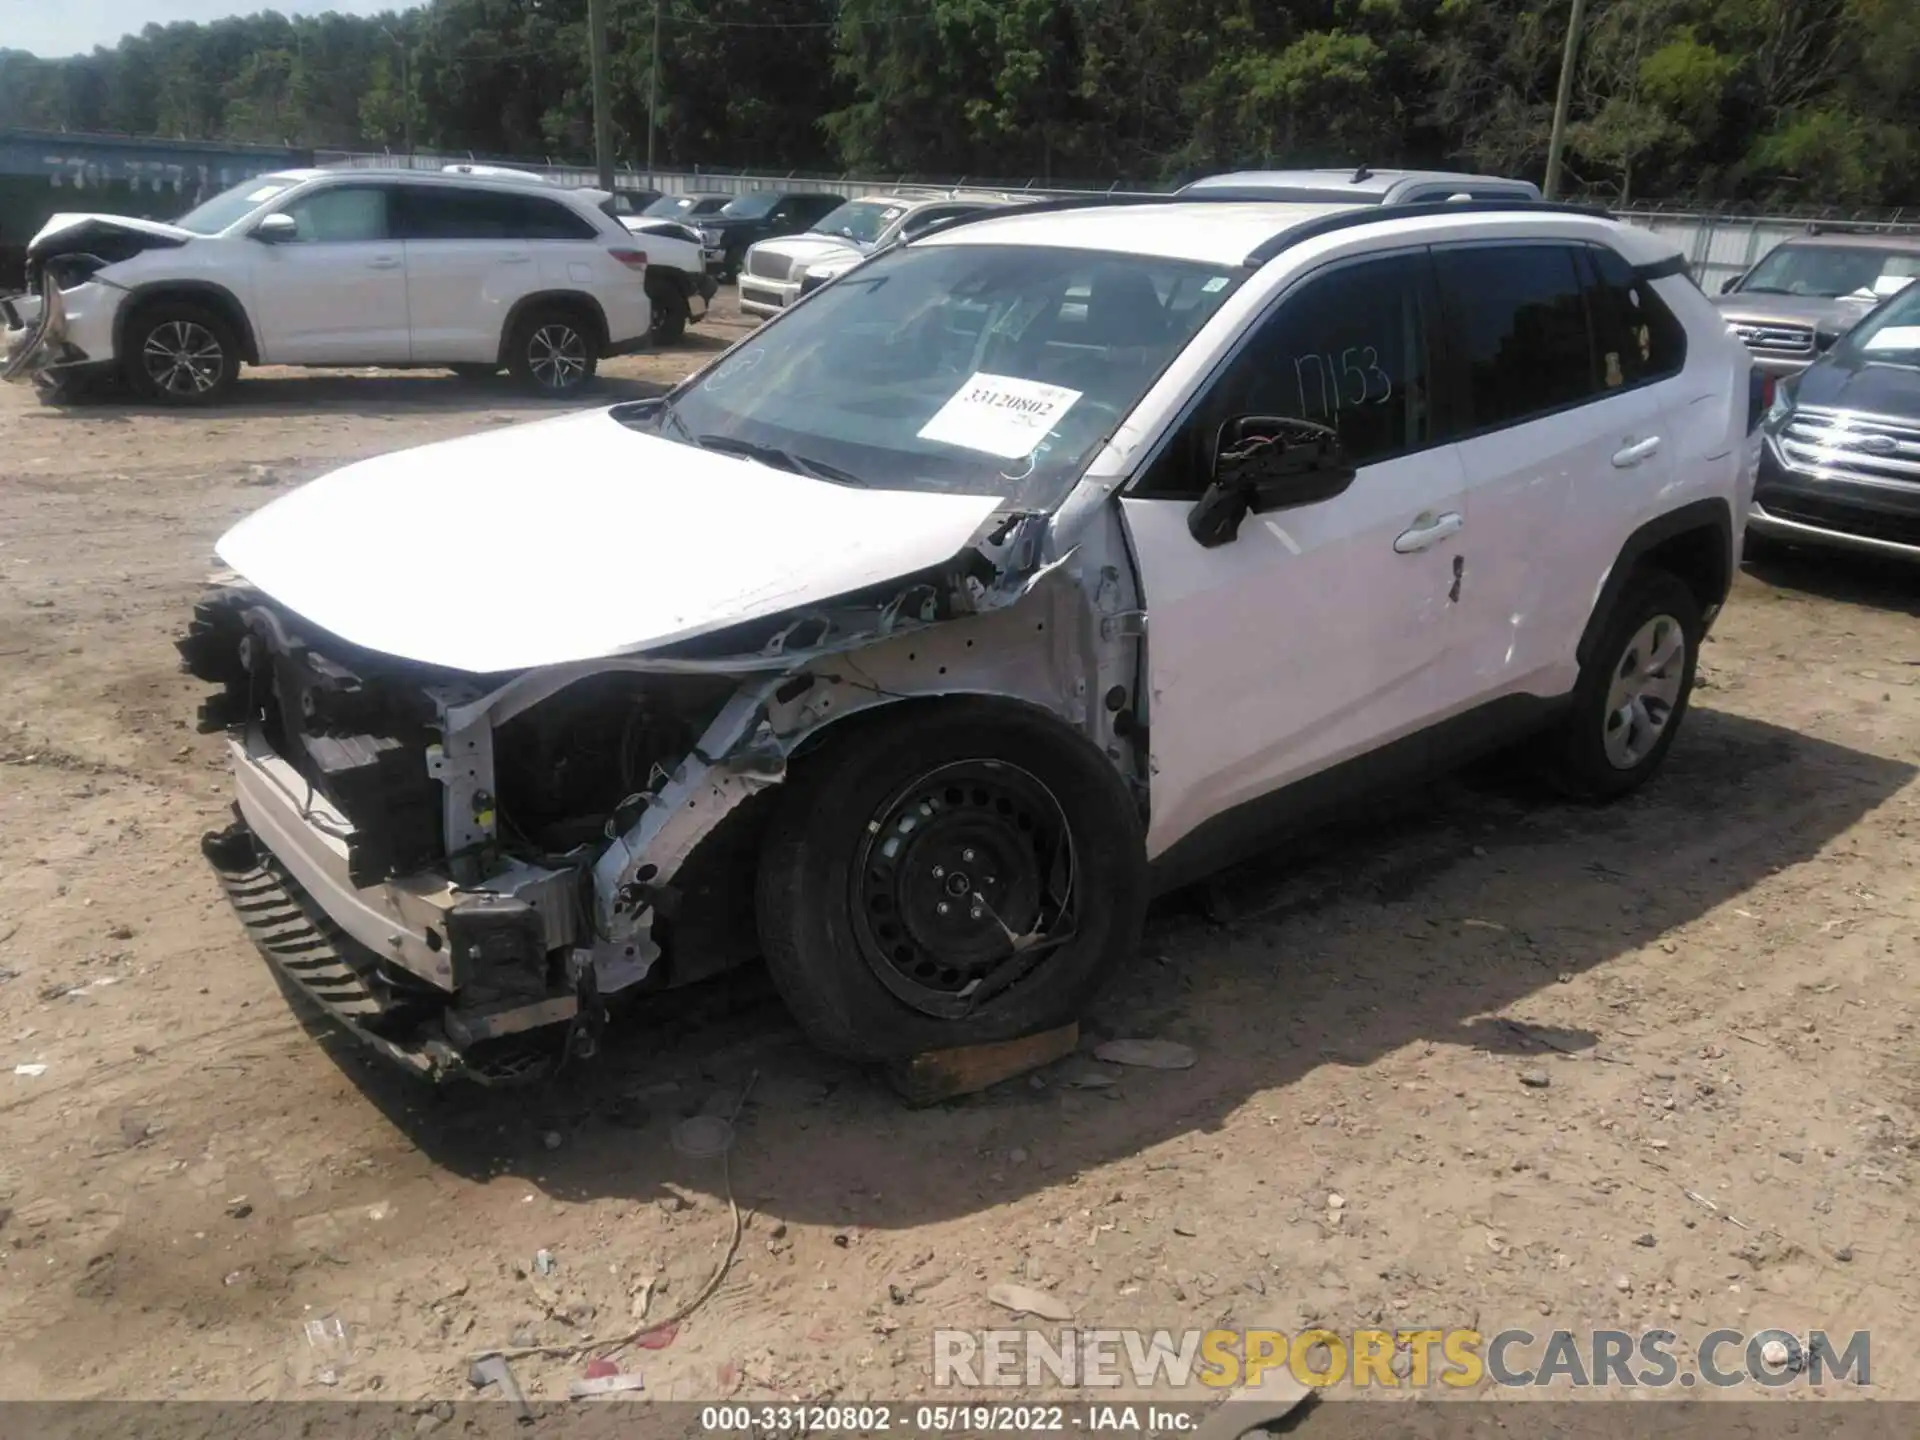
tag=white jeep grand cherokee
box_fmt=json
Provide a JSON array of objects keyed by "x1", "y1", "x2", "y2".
[
  {"x1": 177, "y1": 197, "x2": 1757, "y2": 1081},
  {"x1": 2, "y1": 167, "x2": 652, "y2": 403}
]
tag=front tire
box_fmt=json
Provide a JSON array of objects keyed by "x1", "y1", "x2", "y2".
[
  {"x1": 506, "y1": 307, "x2": 599, "y2": 398},
  {"x1": 755, "y1": 701, "x2": 1148, "y2": 1062},
  {"x1": 1544, "y1": 568, "x2": 1701, "y2": 800},
  {"x1": 124, "y1": 301, "x2": 240, "y2": 406}
]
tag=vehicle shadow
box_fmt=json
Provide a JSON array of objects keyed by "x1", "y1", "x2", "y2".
[
  {"x1": 1741, "y1": 542, "x2": 1920, "y2": 619},
  {"x1": 28, "y1": 367, "x2": 681, "y2": 419},
  {"x1": 315, "y1": 706, "x2": 1915, "y2": 1230}
]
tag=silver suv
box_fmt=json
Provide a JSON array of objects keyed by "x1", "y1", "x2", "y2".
[{"x1": 1715, "y1": 228, "x2": 1920, "y2": 383}]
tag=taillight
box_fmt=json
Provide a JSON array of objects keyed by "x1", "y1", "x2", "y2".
[{"x1": 609, "y1": 248, "x2": 647, "y2": 272}]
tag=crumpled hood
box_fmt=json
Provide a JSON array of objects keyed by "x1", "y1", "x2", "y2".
[
  {"x1": 215, "y1": 408, "x2": 1007, "y2": 674},
  {"x1": 28, "y1": 212, "x2": 195, "y2": 256}
]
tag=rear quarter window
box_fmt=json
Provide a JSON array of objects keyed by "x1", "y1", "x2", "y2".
[{"x1": 1585, "y1": 244, "x2": 1688, "y2": 385}]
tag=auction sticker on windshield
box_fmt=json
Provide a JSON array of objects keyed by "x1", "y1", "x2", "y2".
[{"x1": 918, "y1": 373, "x2": 1083, "y2": 459}]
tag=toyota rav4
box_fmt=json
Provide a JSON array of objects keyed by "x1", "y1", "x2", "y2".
[{"x1": 176, "y1": 197, "x2": 1756, "y2": 1082}]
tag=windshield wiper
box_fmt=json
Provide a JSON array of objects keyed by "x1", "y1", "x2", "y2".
[
  {"x1": 694, "y1": 434, "x2": 869, "y2": 487},
  {"x1": 654, "y1": 395, "x2": 696, "y2": 445}
]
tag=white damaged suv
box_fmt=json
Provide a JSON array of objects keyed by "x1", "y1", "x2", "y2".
[
  {"x1": 178, "y1": 196, "x2": 1756, "y2": 1081},
  {"x1": 3, "y1": 167, "x2": 652, "y2": 403}
]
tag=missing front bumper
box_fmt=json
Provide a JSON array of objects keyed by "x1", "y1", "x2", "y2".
[
  {"x1": 1, "y1": 275, "x2": 68, "y2": 384},
  {"x1": 205, "y1": 819, "x2": 567, "y2": 1085}
]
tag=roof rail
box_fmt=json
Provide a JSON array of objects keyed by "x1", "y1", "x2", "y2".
[
  {"x1": 1242, "y1": 197, "x2": 1616, "y2": 264},
  {"x1": 912, "y1": 192, "x2": 1616, "y2": 265}
]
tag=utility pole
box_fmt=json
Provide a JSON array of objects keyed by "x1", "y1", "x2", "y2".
[
  {"x1": 1542, "y1": 0, "x2": 1587, "y2": 201},
  {"x1": 588, "y1": 0, "x2": 614, "y2": 190},
  {"x1": 401, "y1": 42, "x2": 414, "y2": 159},
  {"x1": 646, "y1": 0, "x2": 660, "y2": 179},
  {"x1": 383, "y1": 25, "x2": 416, "y2": 159}
]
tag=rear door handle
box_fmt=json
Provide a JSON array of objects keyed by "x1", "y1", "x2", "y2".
[
  {"x1": 1393, "y1": 511, "x2": 1464, "y2": 553},
  {"x1": 1612, "y1": 435, "x2": 1662, "y2": 467},
  {"x1": 367, "y1": 255, "x2": 403, "y2": 270}
]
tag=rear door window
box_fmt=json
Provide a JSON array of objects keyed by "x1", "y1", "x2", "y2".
[{"x1": 1435, "y1": 243, "x2": 1597, "y2": 432}]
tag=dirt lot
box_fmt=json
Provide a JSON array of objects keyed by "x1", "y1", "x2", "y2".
[{"x1": 1, "y1": 292, "x2": 1917, "y2": 1412}]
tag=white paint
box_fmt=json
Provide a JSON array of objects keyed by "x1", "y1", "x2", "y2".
[
  {"x1": 918, "y1": 372, "x2": 1083, "y2": 459},
  {"x1": 215, "y1": 408, "x2": 1006, "y2": 673}
]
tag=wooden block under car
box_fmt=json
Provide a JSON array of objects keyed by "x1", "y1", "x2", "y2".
[{"x1": 886, "y1": 1022, "x2": 1080, "y2": 1107}]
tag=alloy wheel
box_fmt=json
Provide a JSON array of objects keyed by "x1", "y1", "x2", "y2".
[
  {"x1": 142, "y1": 320, "x2": 225, "y2": 398},
  {"x1": 527, "y1": 323, "x2": 587, "y2": 391}
]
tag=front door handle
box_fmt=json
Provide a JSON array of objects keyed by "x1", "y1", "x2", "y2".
[
  {"x1": 367, "y1": 255, "x2": 403, "y2": 270},
  {"x1": 1394, "y1": 511, "x2": 1464, "y2": 554},
  {"x1": 499, "y1": 253, "x2": 532, "y2": 265},
  {"x1": 1612, "y1": 435, "x2": 1662, "y2": 467}
]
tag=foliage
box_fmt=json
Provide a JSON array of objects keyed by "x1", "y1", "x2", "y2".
[{"x1": 0, "y1": 0, "x2": 1916, "y2": 208}]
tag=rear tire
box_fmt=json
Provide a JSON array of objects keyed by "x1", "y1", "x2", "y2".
[
  {"x1": 123, "y1": 300, "x2": 240, "y2": 406},
  {"x1": 1543, "y1": 568, "x2": 1701, "y2": 801},
  {"x1": 755, "y1": 700, "x2": 1148, "y2": 1062},
  {"x1": 648, "y1": 283, "x2": 689, "y2": 345},
  {"x1": 506, "y1": 306, "x2": 599, "y2": 398}
]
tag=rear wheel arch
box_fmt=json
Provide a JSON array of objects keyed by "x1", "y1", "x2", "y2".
[
  {"x1": 117, "y1": 282, "x2": 260, "y2": 365},
  {"x1": 495, "y1": 291, "x2": 609, "y2": 365},
  {"x1": 1576, "y1": 498, "x2": 1732, "y2": 671}
]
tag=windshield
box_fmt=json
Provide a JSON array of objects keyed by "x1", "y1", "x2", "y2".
[
  {"x1": 643, "y1": 194, "x2": 719, "y2": 218},
  {"x1": 174, "y1": 177, "x2": 298, "y2": 235},
  {"x1": 1836, "y1": 283, "x2": 1920, "y2": 367},
  {"x1": 812, "y1": 199, "x2": 902, "y2": 247},
  {"x1": 647, "y1": 244, "x2": 1243, "y2": 506},
  {"x1": 719, "y1": 192, "x2": 780, "y2": 219},
  {"x1": 1739, "y1": 243, "x2": 1920, "y2": 300}
]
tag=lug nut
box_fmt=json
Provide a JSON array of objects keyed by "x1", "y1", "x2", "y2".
[
  {"x1": 937, "y1": 902, "x2": 950, "y2": 915},
  {"x1": 962, "y1": 849, "x2": 977, "y2": 862},
  {"x1": 932, "y1": 865, "x2": 945, "y2": 879}
]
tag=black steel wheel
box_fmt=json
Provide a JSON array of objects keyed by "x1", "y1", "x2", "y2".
[
  {"x1": 755, "y1": 699, "x2": 1147, "y2": 1062},
  {"x1": 852, "y1": 759, "x2": 1077, "y2": 1018}
]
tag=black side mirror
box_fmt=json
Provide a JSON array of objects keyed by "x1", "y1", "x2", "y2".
[
  {"x1": 1187, "y1": 416, "x2": 1358, "y2": 548},
  {"x1": 1718, "y1": 276, "x2": 1739, "y2": 295},
  {"x1": 1814, "y1": 325, "x2": 1842, "y2": 353}
]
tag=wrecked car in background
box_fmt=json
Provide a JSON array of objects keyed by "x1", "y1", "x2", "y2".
[{"x1": 181, "y1": 195, "x2": 1749, "y2": 1082}]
